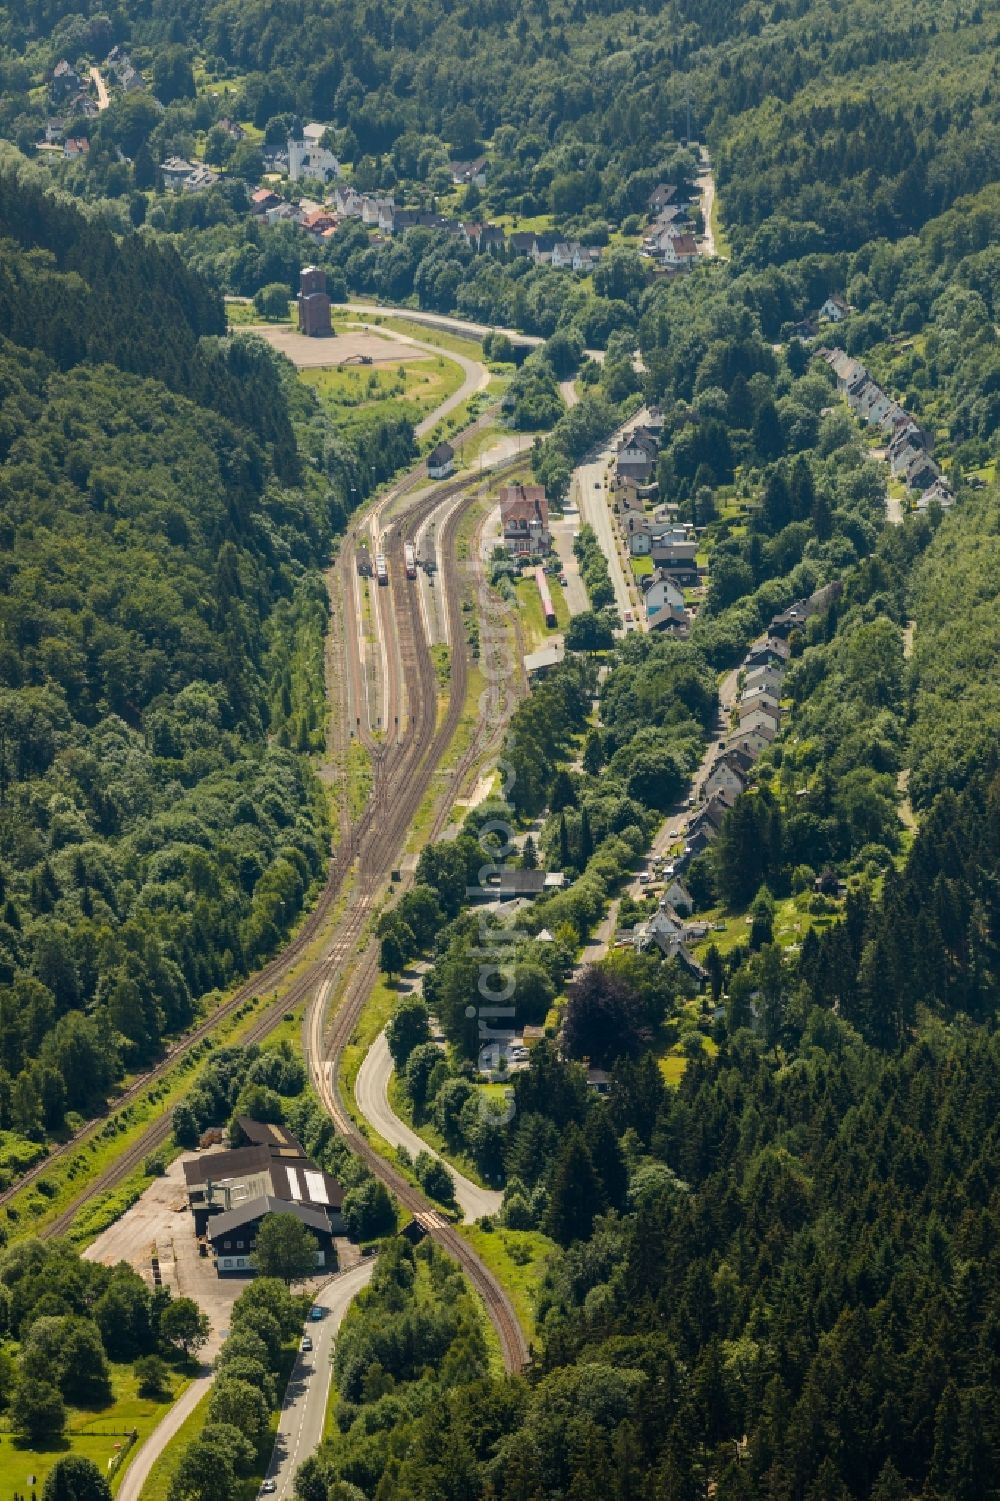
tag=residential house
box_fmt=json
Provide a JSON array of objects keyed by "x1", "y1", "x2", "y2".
[
  {"x1": 51, "y1": 60, "x2": 83, "y2": 102},
  {"x1": 651, "y1": 528, "x2": 699, "y2": 578},
  {"x1": 903, "y1": 450, "x2": 940, "y2": 492},
  {"x1": 118, "y1": 59, "x2": 142, "y2": 92},
  {"x1": 743, "y1": 662, "x2": 784, "y2": 697},
  {"x1": 363, "y1": 196, "x2": 395, "y2": 228},
  {"x1": 500, "y1": 484, "x2": 551, "y2": 556},
  {"x1": 509, "y1": 231, "x2": 537, "y2": 256},
  {"x1": 889, "y1": 436, "x2": 925, "y2": 478},
  {"x1": 859, "y1": 382, "x2": 894, "y2": 426},
  {"x1": 682, "y1": 799, "x2": 728, "y2": 859},
  {"x1": 631, "y1": 907, "x2": 684, "y2": 954},
  {"x1": 661, "y1": 878, "x2": 694, "y2": 916},
  {"x1": 427, "y1": 441, "x2": 455, "y2": 479},
  {"x1": 251, "y1": 187, "x2": 282, "y2": 215},
  {"x1": 739, "y1": 685, "x2": 781, "y2": 719},
  {"x1": 529, "y1": 233, "x2": 558, "y2": 266},
  {"x1": 450, "y1": 156, "x2": 487, "y2": 186},
  {"x1": 63, "y1": 136, "x2": 89, "y2": 158},
  {"x1": 333, "y1": 184, "x2": 364, "y2": 217},
  {"x1": 819, "y1": 295, "x2": 852, "y2": 322},
  {"x1": 916, "y1": 477, "x2": 954, "y2": 511},
  {"x1": 43, "y1": 118, "x2": 65, "y2": 143},
  {"x1": 661, "y1": 232, "x2": 699, "y2": 269},
  {"x1": 648, "y1": 183, "x2": 677, "y2": 213},
  {"x1": 462, "y1": 222, "x2": 504, "y2": 252},
  {"x1": 737, "y1": 706, "x2": 780, "y2": 740},
  {"x1": 704, "y1": 758, "x2": 748, "y2": 809},
  {"x1": 728, "y1": 727, "x2": 775, "y2": 760},
  {"x1": 616, "y1": 430, "x2": 659, "y2": 485},
  {"x1": 745, "y1": 635, "x2": 791, "y2": 668},
  {"x1": 769, "y1": 581, "x2": 842, "y2": 639},
  {"x1": 69, "y1": 92, "x2": 99, "y2": 121},
  {"x1": 303, "y1": 209, "x2": 337, "y2": 239},
  {"x1": 160, "y1": 156, "x2": 196, "y2": 191},
  {"x1": 217, "y1": 117, "x2": 245, "y2": 141},
  {"x1": 182, "y1": 165, "x2": 219, "y2": 192},
  {"x1": 645, "y1": 574, "x2": 688, "y2": 633},
  {"x1": 887, "y1": 422, "x2": 926, "y2": 464},
  {"x1": 821, "y1": 348, "x2": 867, "y2": 394}
]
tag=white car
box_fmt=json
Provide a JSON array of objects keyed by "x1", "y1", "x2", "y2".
[
  {"x1": 301, "y1": 1335, "x2": 313, "y2": 1352},
  {"x1": 638, "y1": 872, "x2": 650, "y2": 884}
]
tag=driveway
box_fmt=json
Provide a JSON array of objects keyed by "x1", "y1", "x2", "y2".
[{"x1": 355, "y1": 1031, "x2": 502, "y2": 1223}]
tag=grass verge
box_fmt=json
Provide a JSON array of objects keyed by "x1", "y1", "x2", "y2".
[{"x1": 457, "y1": 1225, "x2": 553, "y2": 1345}]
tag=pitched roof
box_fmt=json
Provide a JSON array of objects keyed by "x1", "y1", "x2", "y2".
[
  {"x1": 183, "y1": 1144, "x2": 273, "y2": 1187},
  {"x1": 207, "y1": 1195, "x2": 332, "y2": 1240},
  {"x1": 235, "y1": 1117, "x2": 302, "y2": 1149}
]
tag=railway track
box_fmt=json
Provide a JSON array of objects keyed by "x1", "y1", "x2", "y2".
[
  {"x1": 307, "y1": 472, "x2": 529, "y2": 1374},
  {"x1": 13, "y1": 434, "x2": 531, "y2": 1371}
]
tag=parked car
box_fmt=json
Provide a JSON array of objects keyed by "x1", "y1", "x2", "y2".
[
  {"x1": 301, "y1": 1335, "x2": 313, "y2": 1352},
  {"x1": 261, "y1": 1482, "x2": 277, "y2": 1495},
  {"x1": 559, "y1": 572, "x2": 568, "y2": 585},
  {"x1": 639, "y1": 871, "x2": 650, "y2": 884},
  {"x1": 624, "y1": 609, "x2": 633, "y2": 622}
]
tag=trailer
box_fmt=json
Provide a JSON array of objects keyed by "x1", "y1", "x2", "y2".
[
  {"x1": 403, "y1": 542, "x2": 417, "y2": 580},
  {"x1": 375, "y1": 552, "x2": 388, "y2": 586},
  {"x1": 535, "y1": 566, "x2": 556, "y2": 628},
  {"x1": 356, "y1": 544, "x2": 372, "y2": 578}
]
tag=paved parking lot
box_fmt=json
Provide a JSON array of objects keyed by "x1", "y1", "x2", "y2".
[
  {"x1": 84, "y1": 1149, "x2": 360, "y2": 1355},
  {"x1": 248, "y1": 325, "x2": 424, "y2": 368}
]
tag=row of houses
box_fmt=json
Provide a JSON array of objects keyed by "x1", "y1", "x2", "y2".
[
  {"x1": 821, "y1": 348, "x2": 954, "y2": 509},
  {"x1": 668, "y1": 582, "x2": 843, "y2": 875},
  {"x1": 182, "y1": 1116, "x2": 344, "y2": 1276},
  {"x1": 606, "y1": 414, "x2": 694, "y2": 634},
  {"x1": 641, "y1": 182, "x2": 701, "y2": 270}
]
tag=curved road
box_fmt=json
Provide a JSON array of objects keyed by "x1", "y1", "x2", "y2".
[
  {"x1": 117, "y1": 1368, "x2": 214, "y2": 1501},
  {"x1": 344, "y1": 300, "x2": 604, "y2": 365},
  {"x1": 356, "y1": 1032, "x2": 503, "y2": 1223},
  {"x1": 264, "y1": 1262, "x2": 375, "y2": 1500}
]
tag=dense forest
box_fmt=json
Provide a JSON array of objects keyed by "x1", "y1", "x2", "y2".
[
  {"x1": 1, "y1": 0, "x2": 998, "y2": 1497},
  {"x1": 0, "y1": 157, "x2": 412, "y2": 1175}
]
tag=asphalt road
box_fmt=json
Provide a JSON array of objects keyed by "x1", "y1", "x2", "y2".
[
  {"x1": 356, "y1": 1031, "x2": 503, "y2": 1223},
  {"x1": 573, "y1": 446, "x2": 641, "y2": 631},
  {"x1": 342, "y1": 302, "x2": 604, "y2": 365},
  {"x1": 264, "y1": 1262, "x2": 375, "y2": 1500},
  {"x1": 624, "y1": 666, "x2": 739, "y2": 898}
]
